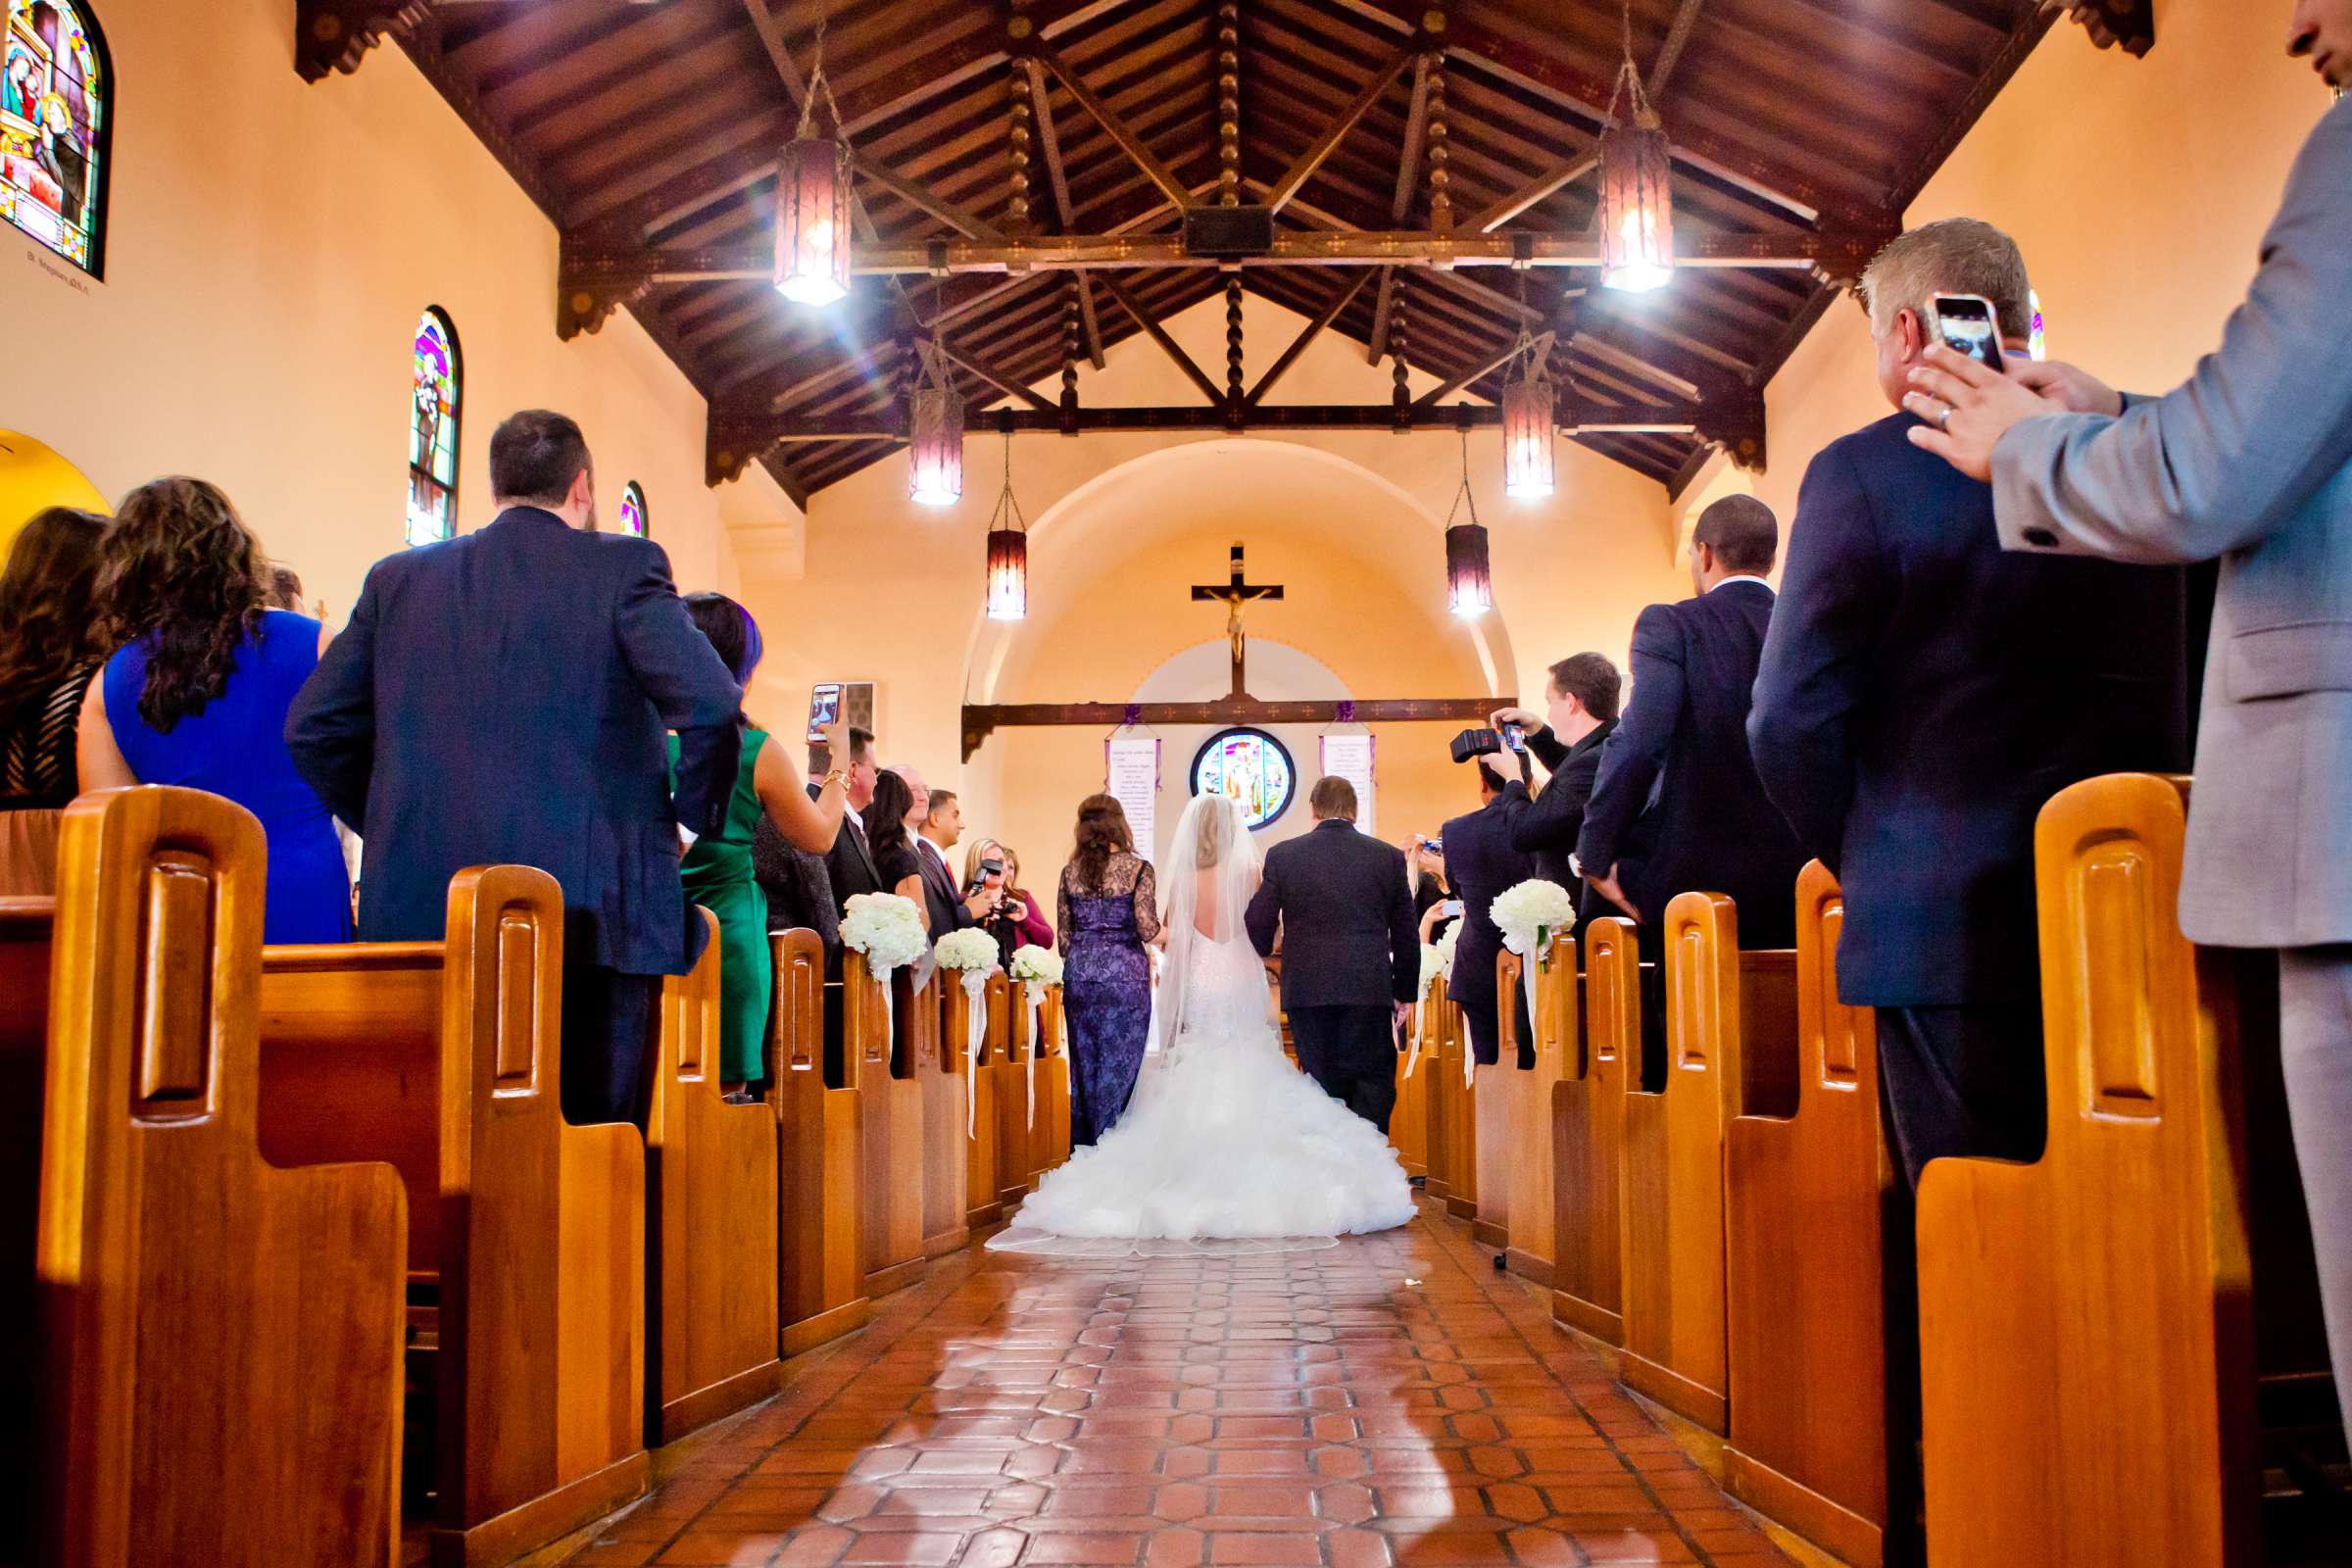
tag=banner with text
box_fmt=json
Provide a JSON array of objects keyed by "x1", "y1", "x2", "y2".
[
  {"x1": 1318, "y1": 732, "x2": 1377, "y2": 837},
  {"x1": 1104, "y1": 732, "x2": 1162, "y2": 862}
]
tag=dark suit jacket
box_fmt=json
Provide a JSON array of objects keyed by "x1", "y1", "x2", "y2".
[
  {"x1": 1749, "y1": 412, "x2": 2191, "y2": 1006},
  {"x1": 1246, "y1": 818, "x2": 1419, "y2": 1010},
  {"x1": 1499, "y1": 718, "x2": 1616, "y2": 917},
  {"x1": 914, "y1": 836, "x2": 978, "y2": 938},
  {"x1": 1577, "y1": 578, "x2": 1806, "y2": 950},
  {"x1": 1439, "y1": 794, "x2": 1538, "y2": 1044},
  {"x1": 285, "y1": 507, "x2": 741, "y2": 974},
  {"x1": 820, "y1": 806, "x2": 884, "y2": 915}
]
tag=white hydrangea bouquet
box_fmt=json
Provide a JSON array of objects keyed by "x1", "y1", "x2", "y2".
[
  {"x1": 1489, "y1": 878, "x2": 1578, "y2": 1082},
  {"x1": 935, "y1": 929, "x2": 1001, "y2": 1138},
  {"x1": 1008, "y1": 944, "x2": 1066, "y2": 1127},
  {"x1": 841, "y1": 892, "x2": 927, "y2": 1041},
  {"x1": 1405, "y1": 942, "x2": 1446, "y2": 1079}
]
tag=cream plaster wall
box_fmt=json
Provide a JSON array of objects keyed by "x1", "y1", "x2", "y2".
[
  {"x1": 0, "y1": 0, "x2": 795, "y2": 618},
  {"x1": 1760, "y1": 2, "x2": 2325, "y2": 520}
]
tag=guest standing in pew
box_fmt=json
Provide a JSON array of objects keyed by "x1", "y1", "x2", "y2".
[
  {"x1": 285, "y1": 410, "x2": 742, "y2": 1126},
  {"x1": 0, "y1": 506, "x2": 107, "y2": 895},
  {"x1": 672, "y1": 592, "x2": 853, "y2": 1101},
  {"x1": 755, "y1": 811, "x2": 839, "y2": 949},
  {"x1": 1903, "y1": 14, "x2": 2352, "y2": 1426},
  {"x1": 967, "y1": 842, "x2": 1054, "y2": 967},
  {"x1": 915, "y1": 789, "x2": 996, "y2": 939},
  {"x1": 862, "y1": 769, "x2": 932, "y2": 923},
  {"x1": 1577, "y1": 495, "x2": 1807, "y2": 1087},
  {"x1": 1489, "y1": 652, "x2": 1624, "y2": 923},
  {"x1": 1058, "y1": 794, "x2": 1160, "y2": 1146},
  {"x1": 75, "y1": 479, "x2": 351, "y2": 943},
  {"x1": 1749, "y1": 219, "x2": 2192, "y2": 1188},
  {"x1": 796, "y1": 723, "x2": 879, "y2": 1085},
  {"x1": 1439, "y1": 758, "x2": 1538, "y2": 1071}
]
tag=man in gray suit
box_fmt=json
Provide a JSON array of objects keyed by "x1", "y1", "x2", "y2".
[{"x1": 1902, "y1": 0, "x2": 2352, "y2": 1429}]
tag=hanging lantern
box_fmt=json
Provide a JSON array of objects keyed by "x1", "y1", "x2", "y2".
[
  {"x1": 1598, "y1": 111, "x2": 1674, "y2": 293},
  {"x1": 1446, "y1": 522, "x2": 1493, "y2": 618},
  {"x1": 774, "y1": 135, "x2": 853, "y2": 305},
  {"x1": 907, "y1": 341, "x2": 964, "y2": 507},
  {"x1": 1443, "y1": 422, "x2": 1492, "y2": 618},
  {"x1": 1499, "y1": 340, "x2": 1556, "y2": 499},
  {"x1": 983, "y1": 424, "x2": 1028, "y2": 619}
]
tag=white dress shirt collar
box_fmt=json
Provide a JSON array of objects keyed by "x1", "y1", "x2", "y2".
[{"x1": 1707, "y1": 572, "x2": 1775, "y2": 596}]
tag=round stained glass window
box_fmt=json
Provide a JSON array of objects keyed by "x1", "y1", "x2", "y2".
[{"x1": 1191, "y1": 728, "x2": 1297, "y2": 831}]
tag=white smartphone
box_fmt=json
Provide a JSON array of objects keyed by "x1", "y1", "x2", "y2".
[{"x1": 1930, "y1": 292, "x2": 2005, "y2": 375}]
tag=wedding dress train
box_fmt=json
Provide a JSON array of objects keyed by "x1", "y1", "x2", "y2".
[{"x1": 990, "y1": 797, "x2": 1415, "y2": 1255}]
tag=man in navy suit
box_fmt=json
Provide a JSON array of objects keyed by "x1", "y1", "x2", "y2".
[
  {"x1": 1440, "y1": 760, "x2": 1539, "y2": 1070},
  {"x1": 1578, "y1": 496, "x2": 1808, "y2": 1085},
  {"x1": 287, "y1": 410, "x2": 746, "y2": 1126},
  {"x1": 1490, "y1": 652, "x2": 1623, "y2": 918},
  {"x1": 1749, "y1": 219, "x2": 2189, "y2": 1185}
]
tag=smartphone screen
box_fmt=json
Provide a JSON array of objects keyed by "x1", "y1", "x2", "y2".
[
  {"x1": 805, "y1": 682, "x2": 843, "y2": 744},
  {"x1": 1442, "y1": 900, "x2": 1465, "y2": 919},
  {"x1": 1931, "y1": 293, "x2": 2005, "y2": 374}
]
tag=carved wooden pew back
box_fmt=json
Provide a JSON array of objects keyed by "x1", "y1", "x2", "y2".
[
  {"x1": 1501, "y1": 933, "x2": 1575, "y2": 1287},
  {"x1": 1552, "y1": 916, "x2": 1636, "y2": 1346},
  {"x1": 848, "y1": 954, "x2": 925, "y2": 1297},
  {"x1": 769, "y1": 930, "x2": 870, "y2": 1355}
]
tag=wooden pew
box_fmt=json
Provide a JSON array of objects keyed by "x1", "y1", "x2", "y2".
[
  {"x1": 1026, "y1": 985, "x2": 1072, "y2": 1186},
  {"x1": 24, "y1": 786, "x2": 406, "y2": 1565},
  {"x1": 1724, "y1": 862, "x2": 1891, "y2": 1566},
  {"x1": 1502, "y1": 934, "x2": 1575, "y2": 1287},
  {"x1": 1552, "y1": 916, "x2": 1636, "y2": 1345},
  {"x1": 768, "y1": 930, "x2": 870, "y2": 1356},
  {"x1": 995, "y1": 976, "x2": 1038, "y2": 1211},
  {"x1": 1916, "y1": 774, "x2": 2310, "y2": 1566},
  {"x1": 1389, "y1": 989, "x2": 1430, "y2": 1180},
  {"x1": 950, "y1": 970, "x2": 1003, "y2": 1231},
  {"x1": 915, "y1": 970, "x2": 970, "y2": 1258},
  {"x1": 1619, "y1": 891, "x2": 1796, "y2": 1433},
  {"x1": 1431, "y1": 998, "x2": 1478, "y2": 1222},
  {"x1": 255, "y1": 862, "x2": 647, "y2": 1568},
  {"x1": 848, "y1": 954, "x2": 924, "y2": 1297},
  {"x1": 1472, "y1": 960, "x2": 1514, "y2": 1252},
  {"x1": 647, "y1": 908, "x2": 782, "y2": 1443}
]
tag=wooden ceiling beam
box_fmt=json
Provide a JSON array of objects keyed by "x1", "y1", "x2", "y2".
[
  {"x1": 1261, "y1": 44, "x2": 1414, "y2": 215},
  {"x1": 1364, "y1": 268, "x2": 1399, "y2": 364},
  {"x1": 848, "y1": 148, "x2": 1009, "y2": 241},
  {"x1": 1411, "y1": 331, "x2": 1548, "y2": 412},
  {"x1": 1245, "y1": 269, "x2": 1375, "y2": 407},
  {"x1": 1034, "y1": 44, "x2": 1198, "y2": 212},
  {"x1": 1463, "y1": 153, "x2": 1597, "y2": 233},
  {"x1": 1096, "y1": 272, "x2": 1224, "y2": 406}
]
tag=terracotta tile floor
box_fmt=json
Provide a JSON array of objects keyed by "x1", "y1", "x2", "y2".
[{"x1": 564, "y1": 1203, "x2": 1793, "y2": 1568}]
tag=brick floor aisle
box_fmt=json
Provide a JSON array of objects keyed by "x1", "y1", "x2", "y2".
[{"x1": 565, "y1": 1206, "x2": 1793, "y2": 1568}]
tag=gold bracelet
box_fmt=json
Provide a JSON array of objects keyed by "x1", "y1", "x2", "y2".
[{"x1": 819, "y1": 769, "x2": 849, "y2": 790}]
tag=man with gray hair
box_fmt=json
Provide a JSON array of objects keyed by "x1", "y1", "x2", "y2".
[{"x1": 1749, "y1": 216, "x2": 2190, "y2": 1188}]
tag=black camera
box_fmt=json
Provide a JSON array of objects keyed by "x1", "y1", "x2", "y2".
[{"x1": 1449, "y1": 726, "x2": 1503, "y2": 765}]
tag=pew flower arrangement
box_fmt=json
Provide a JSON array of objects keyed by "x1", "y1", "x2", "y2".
[
  {"x1": 934, "y1": 929, "x2": 1002, "y2": 1139},
  {"x1": 1406, "y1": 944, "x2": 1446, "y2": 1079},
  {"x1": 1433, "y1": 923, "x2": 1460, "y2": 984},
  {"x1": 1008, "y1": 944, "x2": 1065, "y2": 1129},
  {"x1": 1490, "y1": 879, "x2": 1577, "y2": 1086},
  {"x1": 842, "y1": 892, "x2": 927, "y2": 1040}
]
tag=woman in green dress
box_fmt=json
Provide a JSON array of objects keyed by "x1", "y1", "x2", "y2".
[{"x1": 673, "y1": 593, "x2": 853, "y2": 1098}]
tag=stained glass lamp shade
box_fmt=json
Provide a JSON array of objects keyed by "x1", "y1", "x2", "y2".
[
  {"x1": 2, "y1": 0, "x2": 107, "y2": 275},
  {"x1": 1598, "y1": 114, "x2": 1675, "y2": 293},
  {"x1": 1446, "y1": 522, "x2": 1492, "y2": 618},
  {"x1": 907, "y1": 383, "x2": 964, "y2": 507},
  {"x1": 618, "y1": 482, "x2": 647, "y2": 536},
  {"x1": 985, "y1": 528, "x2": 1027, "y2": 620},
  {"x1": 775, "y1": 134, "x2": 852, "y2": 306},
  {"x1": 407, "y1": 311, "x2": 461, "y2": 547},
  {"x1": 1500, "y1": 358, "x2": 1556, "y2": 499},
  {"x1": 1191, "y1": 729, "x2": 1297, "y2": 831}
]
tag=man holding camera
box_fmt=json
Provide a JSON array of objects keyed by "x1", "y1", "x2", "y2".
[
  {"x1": 1490, "y1": 652, "x2": 1623, "y2": 911},
  {"x1": 1577, "y1": 496, "x2": 1807, "y2": 1084}
]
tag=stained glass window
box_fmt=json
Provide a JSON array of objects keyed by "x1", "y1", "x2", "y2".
[
  {"x1": 3, "y1": 0, "x2": 108, "y2": 275},
  {"x1": 617, "y1": 481, "x2": 648, "y2": 537},
  {"x1": 1191, "y1": 728, "x2": 1297, "y2": 832},
  {"x1": 407, "y1": 308, "x2": 462, "y2": 547}
]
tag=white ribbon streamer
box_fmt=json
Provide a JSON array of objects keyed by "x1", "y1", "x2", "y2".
[
  {"x1": 1025, "y1": 982, "x2": 1045, "y2": 1129},
  {"x1": 1523, "y1": 942, "x2": 1544, "y2": 1068},
  {"x1": 878, "y1": 963, "x2": 896, "y2": 1060},
  {"x1": 1402, "y1": 997, "x2": 1423, "y2": 1081},
  {"x1": 960, "y1": 970, "x2": 988, "y2": 1139}
]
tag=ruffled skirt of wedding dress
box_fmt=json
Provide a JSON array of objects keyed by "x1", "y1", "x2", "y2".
[{"x1": 990, "y1": 937, "x2": 1415, "y2": 1257}]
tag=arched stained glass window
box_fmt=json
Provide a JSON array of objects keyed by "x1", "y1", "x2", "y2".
[
  {"x1": 1191, "y1": 727, "x2": 1297, "y2": 831},
  {"x1": 407, "y1": 308, "x2": 462, "y2": 546},
  {"x1": 3, "y1": 0, "x2": 110, "y2": 276},
  {"x1": 617, "y1": 481, "x2": 648, "y2": 537}
]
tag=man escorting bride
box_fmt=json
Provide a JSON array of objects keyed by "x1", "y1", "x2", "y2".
[{"x1": 995, "y1": 778, "x2": 1417, "y2": 1250}]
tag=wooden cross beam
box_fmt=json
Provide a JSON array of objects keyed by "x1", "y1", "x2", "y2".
[
  {"x1": 959, "y1": 695, "x2": 1505, "y2": 762},
  {"x1": 1191, "y1": 544, "x2": 1285, "y2": 698}
]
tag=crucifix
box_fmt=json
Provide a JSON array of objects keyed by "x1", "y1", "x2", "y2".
[{"x1": 1191, "y1": 543, "x2": 1285, "y2": 699}]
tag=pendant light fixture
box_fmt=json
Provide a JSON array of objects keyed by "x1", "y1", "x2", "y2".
[
  {"x1": 1443, "y1": 420, "x2": 1493, "y2": 619},
  {"x1": 1498, "y1": 273, "x2": 1556, "y2": 499},
  {"x1": 1598, "y1": 0, "x2": 1675, "y2": 293},
  {"x1": 907, "y1": 334, "x2": 965, "y2": 507},
  {"x1": 984, "y1": 421, "x2": 1028, "y2": 620},
  {"x1": 774, "y1": 10, "x2": 854, "y2": 306}
]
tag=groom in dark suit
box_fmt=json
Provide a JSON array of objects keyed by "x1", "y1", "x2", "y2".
[
  {"x1": 1245, "y1": 776, "x2": 1421, "y2": 1132},
  {"x1": 287, "y1": 409, "x2": 744, "y2": 1127}
]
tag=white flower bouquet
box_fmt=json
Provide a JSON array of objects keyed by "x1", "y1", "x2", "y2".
[
  {"x1": 933, "y1": 929, "x2": 1000, "y2": 1139},
  {"x1": 934, "y1": 928, "x2": 1000, "y2": 973},
  {"x1": 1008, "y1": 945, "x2": 1063, "y2": 986},
  {"x1": 1007, "y1": 944, "x2": 1066, "y2": 1129},
  {"x1": 1491, "y1": 878, "x2": 1578, "y2": 967},
  {"x1": 1419, "y1": 943, "x2": 1446, "y2": 990},
  {"x1": 841, "y1": 892, "x2": 927, "y2": 975}
]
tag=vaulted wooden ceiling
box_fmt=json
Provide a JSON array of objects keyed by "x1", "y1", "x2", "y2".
[{"x1": 299, "y1": 0, "x2": 2134, "y2": 506}]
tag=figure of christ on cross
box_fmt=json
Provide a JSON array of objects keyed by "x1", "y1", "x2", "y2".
[{"x1": 1192, "y1": 543, "x2": 1285, "y2": 699}]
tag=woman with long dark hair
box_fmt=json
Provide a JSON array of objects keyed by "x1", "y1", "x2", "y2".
[
  {"x1": 1056, "y1": 793, "x2": 1160, "y2": 1145},
  {"x1": 0, "y1": 506, "x2": 109, "y2": 893},
  {"x1": 670, "y1": 591, "x2": 849, "y2": 1097},
  {"x1": 860, "y1": 768, "x2": 930, "y2": 921},
  {"x1": 76, "y1": 477, "x2": 350, "y2": 942}
]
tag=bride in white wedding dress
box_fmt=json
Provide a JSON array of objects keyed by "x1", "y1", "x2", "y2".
[{"x1": 990, "y1": 794, "x2": 1415, "y2": 1254}]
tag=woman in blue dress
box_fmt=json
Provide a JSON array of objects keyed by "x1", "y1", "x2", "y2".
[
  {"x1": 76, "y1": 477, "x2": 351, "y2": 944},
  {"x1": 1056, "y1": 794, "x2": 1160, "y2": 1146}
]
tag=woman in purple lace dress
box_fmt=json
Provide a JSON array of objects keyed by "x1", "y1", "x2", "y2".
[{"x1": 1057, "y1": 794, "x2": 1161, "y2": 1146}]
